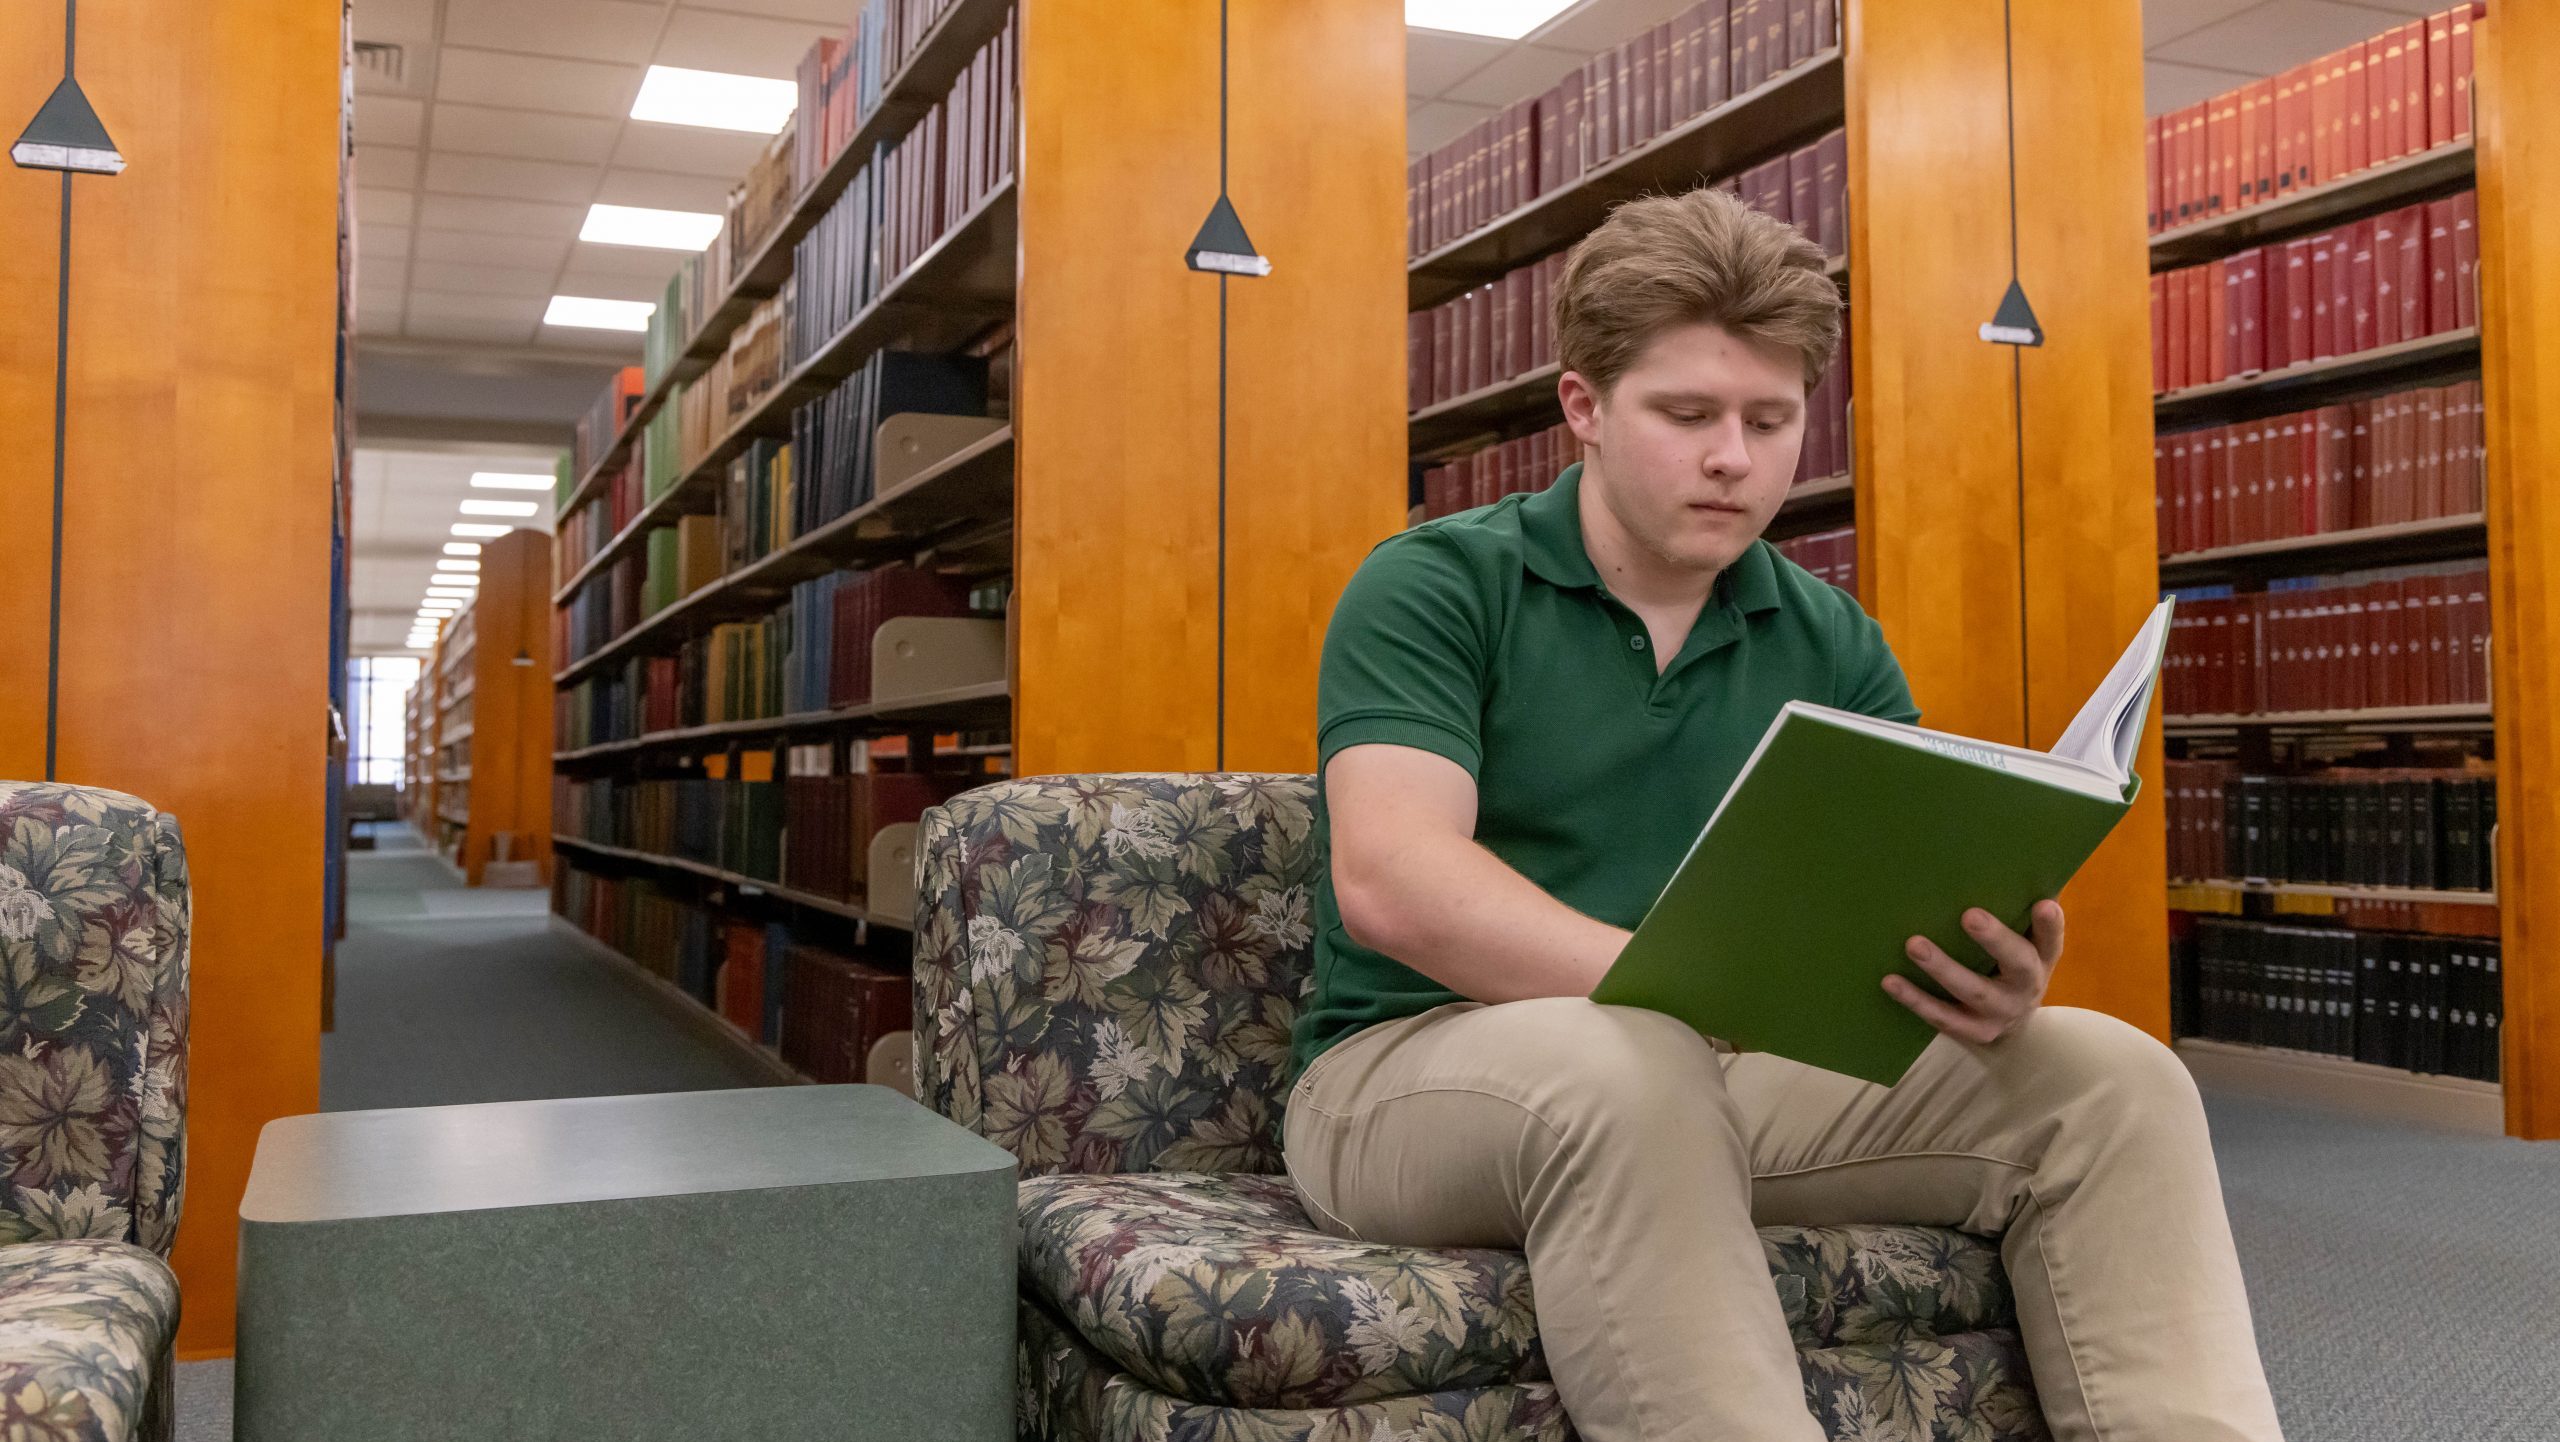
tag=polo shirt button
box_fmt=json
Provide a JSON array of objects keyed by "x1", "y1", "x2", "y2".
[{"x1": 1629, "y1": 636, "x2": 1646, "y2": 651}]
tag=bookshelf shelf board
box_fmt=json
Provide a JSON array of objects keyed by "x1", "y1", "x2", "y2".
[
  {"x1": 2173, "y1": 1037, "x2": 2501, "y2": 1134},
  {"x1": 2166, "y1": 703, "x2": 2492, "y2": 735},
  {"x1": 438, "y1": 722, "x2": 474, "y2": 745},
  {"x1": 550, "y1": 920, "x2": 811, "y2": 1086},
  {"x1": 1763, "y1": 472, "x2": 1854, "y2": 541},
  {"x1": 554, "y1": 0, "x2": 1019, "y2": 521},
  {"x1": 1409, "y1": 50, "x2": 1844, "y2": 310},
  {"x1": 551, "y1": 834, "x2": 913, "y2": 930},
  {"x1": 553, "y1": 680, "x2": 1011, "y2": 761},
  {"x1": 2153, "y1": 328, "x2": 2480, "y2": 429},
  {"x1": 2158, "y1": 513, "x2": 2485, "y2": 583},
  {"x1": 2149, "y1": 141, "x2": 2476, "y2": 273},
  {"x1": 550, "y1": 181, "x2": 1019, "y2": 608},
  {"x1": 551, "y1": 429, "x2": 1015, "y2": 686},
  {"x1": 2170, "y1": 878, "x2": 2499, "y2": 908},
  {"x1": 1411, "y1": 364, "x2": 1563, "y2": 456}
]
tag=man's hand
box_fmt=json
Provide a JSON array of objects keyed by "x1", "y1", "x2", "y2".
[{"x1": 1883, "y1": 900, "x2": 2064, "y2": 1045}]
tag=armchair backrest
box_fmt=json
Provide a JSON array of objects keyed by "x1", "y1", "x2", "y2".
[
  {"x1": 0, "y1": 783, "x2": 189, "y2": 1255},
  {"x1": 914, "y1": 774, "x2": 1318, "y2": 1176}
]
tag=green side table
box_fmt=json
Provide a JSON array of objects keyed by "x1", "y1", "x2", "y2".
[{"x1": 237, "y1": 1084, "x2": 1016, "y2": 1441}]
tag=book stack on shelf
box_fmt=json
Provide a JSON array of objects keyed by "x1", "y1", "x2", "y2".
[
  {"x1": 421, "y1": 530, "x2": 557, "y2": 886},
  {"x1": 1773, "y1": 526, "x2": 1856, "y2": 599},
  {"x1": 548, "y1": 0, "x2": 1022, "y2": 1088},
  {"x1": 2144, "y1": 4, "x2": 2501, "y2": 1100},
  {"x1": 1405, "y1": 2, "x2": 1854, "y2": 567}
]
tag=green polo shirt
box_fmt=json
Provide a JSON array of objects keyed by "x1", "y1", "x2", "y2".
[{"x1": 1291, "y1": 463, "x2": 1921, "y2": 1077}]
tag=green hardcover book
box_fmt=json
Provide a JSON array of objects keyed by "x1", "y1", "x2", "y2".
[{"x1": 1593, "y1": 599, "x2": 2174, "y2": 1087}]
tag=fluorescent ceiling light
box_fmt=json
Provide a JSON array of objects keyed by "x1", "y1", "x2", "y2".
[
  {"x1": 405, "y1": 640, "x2": 435, "y2": 650},
  {"x1": 543, "y1": 295, "x2": 654, "y2": 332},
  {"x1": 453, "y1": 522, "x2": 512, "y2": 538},
  {"x1": 435, "y1": 559, "x2": 481, "y2": 573},
  {"x1": 459, "y1": 498, "x2": 540, "y2": 518},
  {"x1": 629, "y1": 65, "x2": 796, "y2": 134},
  {"x1": 435, "y1": 573, "x2": 482, "y2": 586},
  {"x1": 1404, "y1": 0, "x2": 1576, "y2": 40},
  {"x1": 470, "y1": 471, "x2": 556, "y2": 491},
  {"x1": 442, "y1": 542, "x2": 483, "y2": 556},
  {"x1": 579, "y1": 203, "x2": 725, "y2": 252}
]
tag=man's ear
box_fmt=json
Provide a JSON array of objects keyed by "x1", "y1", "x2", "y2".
[{"x1": 1559, "y1": 370, "x2": 1604, "y2": 448}]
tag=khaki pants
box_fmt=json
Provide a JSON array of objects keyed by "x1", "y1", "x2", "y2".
[{"x1": 1282, "y1": 999, "x2": 2286, "y2": 1442}]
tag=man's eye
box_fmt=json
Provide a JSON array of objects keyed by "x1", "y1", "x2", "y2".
[
  {"x1": 1666, "y1": 412, "x2": 1705, "y2": 425},
  {"x1": 1751, "y1": 419, "x2": 1784, "y2": 434}
]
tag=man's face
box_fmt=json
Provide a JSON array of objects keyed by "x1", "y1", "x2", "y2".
[{"x1": 1562, "y1": 320, "x2": 1808, "y2": 576}]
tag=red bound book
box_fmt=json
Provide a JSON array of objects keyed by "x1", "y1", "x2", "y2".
[
  {"x1": 2239, "y1": 595, "x2": 2266, "y2": 716},
  {"x1": 2250, "y1": 78, "x2": 2280, "y2": 204},
  {"x1": 2155, "y1": 440, "x2": 2172, "y2": 555},
  {"x1": 2204, "y1": 258, "x2": 2230, "y2": 383},
  {"x1": 1630, "y1": 34, "x2": 1655, "y2": 146},
  {"x1": 1650, "y1": 22, "x2": 1673, "y2": 135},
  {"x1": 1816, "y1": 129, "x2": 1847, "y2": 258},
  {"x1": 1669, "y1": 14, "x2": 1694, "y2": 126},
  {"x1": 1430, "y1": 304, "x2": 1454, "y2": 403},
  {"x1": 2291, "y1": 61, "x2": 2319, "y2": 191},
  {"x1": 1789, "y1": 142, "x2": 1819, "y2": 240},
  {"x1": 2235, "y1": 83, "x2": 2262, "y2": 212},
  {"x1": 1537, "y1": 85, "x2": 1562, "y2": 198},
  {"x1": 2163, "y1": 269, "x2": 2188, "y2": 392},
  {"x1": 2347, "y1": 400, "x2": 2374, "y2": 528},
  {"x1": 2453, "y1": 5, "x2": 2477, "y2": 142},
  {"x1": 2167, "y1": 433, "x2": 2192, "y2": 552},
  {"x1": 2151, "y1": 275, "x2": 2169, "y2": 395},
  {"x1": 1814, "y1": 0, "x2": 1836, "y2": 54},
  {"x1": 2395, "y1": 202, "x2": 2428, "y2": 339},
  {"x1": 2350, "y1": 218, "x2": 2379, "y2": 353},
  {"x1": 2235, "y1": 421, "x2": 2265, "y2": 543},
  {"x1": 1786, "y1": 0, "x2": 1813, "y2": 65},
  {"x1": 2281, "y1": 238, "x2": 2313, "y2": 370},
  {"x1": 2428, "y1": 8, "x2": 2455, "y2": 148},
  {"x1": 1408, "y1": 314, "x2": 1429, "y2": 413},
  {"x1": 2186, "y1": 101, "x2": 2212, "y2": 223},
  {"x1": 2419, "y1": 385, "x2": 2449, "y2": 519},
  {"x1": 1494, "y1": 112, "x2": 1515, "y2": 219},
  {"x1": 1762, "y1": 0, "x2": 1788, "y2": 80},
  {"x1": 1588, "y1": 58, "x2": 1613, "y2": 165},
  {"x1": 2310, "y1": 229, "x2": 2339, "y2": 360},
  {"x1": 2460, "y1": 379, "x2": 2486, "y2": 512},
  {"x1": 1614, "y1": 44, "x2": 1635, "y2": 153},
  {"x1": 2377, "y1": 28, "x2": 2407, "y2": 165},
  {"x1": 1703, "y1": 0, "x2": 1731, "y2": 110},
  {"x1": 2146, "y1": 117, "x2": 2162, "y2": 232},
  {"x1": 2208, "y1": 427, "x2": 2234, "y2": 549},
  {"x1": 1561, "y1": 72, "x2": 1587, "y2": 185},
  {"x1": 1738, "y1": 0, "x2": 1767, "y2": 93},
  {"x1": 2312, "y1": 55, "x2": 2338, "y2": 182},
  {"x1": 2275, "y1": 416, "x2": 2305, "y2": 538},
  {"x1": 2230, "y1": 246, "x2": 2264, "y2": 376},
  {"x1": 2346, "y1": 38, "x2": 2373, "y2": 174},
  {"x1": 2209, "y1": 91, "x2": 2238, "y2": 216},
  {"x1": 2463, "y1": 567, "x2": 2490, "y2": 705},
  {"x1": 2400, "y1": 21, "x2": 2428, "y2": 158},
  {"x1": 1423, "y1": 466, "x2": 1449, "y2": 520},
  {"x1": 2394, "y1": 579, "x2": 2423, "y2": 708},
  {"x1": 2321, "y1": 404, "x2": 2356, "y2": 533},
  {"x1": 1514, "y1": 99, "x2": 1537, "y2": 209},
  {"x1": 2272, "y1": 67, "x2": 2298, "y2": 196},
  {"x1": 2454, "y1": 190, "x2": 2478, "y2": 331},
  {"x1": 2427, "y1": 574, "x2": 2457, "y2": 706},
  {"x1": 2187, "y1": 432, "x2": 2214, "y2": 554}
]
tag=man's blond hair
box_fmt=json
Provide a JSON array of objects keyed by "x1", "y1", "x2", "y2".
[{"x1": 1554, "y1": 186, "x2": 1841, "y2": 393}]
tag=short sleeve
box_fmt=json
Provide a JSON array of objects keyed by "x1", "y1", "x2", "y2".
[
  {"x1": 1318, "y1": 532, "x2": 1490, "y2": 776},
  {"x1": 1831, "y1": 595, "x2": 1921, "y2": 725}
]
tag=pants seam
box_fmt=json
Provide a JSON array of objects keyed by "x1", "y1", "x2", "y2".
[{"x1": 1752, "y1": 1147, "x2": 2037, "y2": 1184}]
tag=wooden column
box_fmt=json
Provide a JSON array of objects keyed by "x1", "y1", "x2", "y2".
[
  {"x1": 2474, "y1": 2, "x2": 2560, "y2": 1138},
  {"x1": 0, "y1": 0, "x2": 338, "y2": 1355},
  {"x1": 457, "y1": 530, "x2": 554, "y2": 886},
  {"x1": 1013, "y1": 0, "x2": 1406, "y2": 777},
  {"x1": 1847, "y1": 0, "x2": 2169, "y2": 1031}
]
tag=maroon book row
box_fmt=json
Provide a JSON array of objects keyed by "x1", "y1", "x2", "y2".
[
  {"x1": 1773, "y1": 525, "x2": 1857, "y2": 601},
  {"x1": 826, "y1": 565, "x2": 970, "y2": 710},
  {"x1": 2151, "y1": 193, "x2": 2476, "y2": 395},
  {"x1": 2148, "y1": 5, "x2": 2479, "y2": 235},
  {"x1": 2164, "y1": 565, "x2": 2489, "y2": 718},
  {"x1": 2155, "y1": 380, "x2": 2484, "y2": 557},
  {"x1": 779, "y1": 945, "x2": 913, "y2": 1087},
  {"x1": 778, "y1": 768, "x2": 967, "y2": 904},
  {"x1": 1409, "y1": 0, "x2": 1838, "y2": 259},
  {"x1": 1420, "y1": 424, "x2": 1574, "y2": 522}
]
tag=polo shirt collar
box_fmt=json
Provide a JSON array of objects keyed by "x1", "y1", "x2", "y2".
[{"x1": 1520, "y1": 462, "x2": 1785, "y2": 616}]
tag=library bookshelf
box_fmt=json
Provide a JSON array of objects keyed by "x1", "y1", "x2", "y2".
[{"x1": 413, "y1": 530, "x2": 555, "y2": 886}]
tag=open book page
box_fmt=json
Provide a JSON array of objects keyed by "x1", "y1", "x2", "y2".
[{"x1": 2047, "y1": 599, "x2": 2177, "y2": 783}]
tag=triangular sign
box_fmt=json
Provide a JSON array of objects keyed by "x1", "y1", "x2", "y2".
[
  {"x1": 11, "y1": 76, "x2": 123, "y2": 175},
  {"x1": 1185, "y1": 194, "x2": 1270, "y2": 277},
  {"x1": 1978, "y1": 279, "x2": 2042, "y2": 347}
]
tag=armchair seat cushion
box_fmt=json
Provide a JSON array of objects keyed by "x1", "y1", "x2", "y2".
[
  {"x1": 0, "y1": 1238, "x2": 179, "y2": 1441},
  {"x1": 1018, "y1": 1170, "x2": 2021, "y2": 1413}
]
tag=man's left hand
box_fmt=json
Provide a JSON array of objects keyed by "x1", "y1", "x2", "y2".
[{"x1": 1883, "y1": 900, "x2": 2064, "y2": 1045}]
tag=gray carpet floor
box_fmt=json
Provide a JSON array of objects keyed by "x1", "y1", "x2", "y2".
[{"x1": 174, "y1": 826, "x2": 2560, "y2": 1439}]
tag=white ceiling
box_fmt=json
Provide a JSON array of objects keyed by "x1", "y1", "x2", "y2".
[{"x1": 350, "y1": 445, "x2": 559, "y2": 655}]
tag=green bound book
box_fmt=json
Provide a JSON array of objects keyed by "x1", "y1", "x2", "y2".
[{"x1": 1592, "y1": 599, "x2": 2175, "y2": 1087}]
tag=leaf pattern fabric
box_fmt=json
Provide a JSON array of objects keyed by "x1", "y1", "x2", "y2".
[
  {"x1": 0, "y1": 1239, "x2": 180, "y2": 1442},
  {"x1": 917, "y1": 775, "x2": 2045, "y2": 1441}
]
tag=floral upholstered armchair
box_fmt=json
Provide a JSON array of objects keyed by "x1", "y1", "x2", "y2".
[
  {"x1": 916, "y1": 773, "x2": 2045, "y2": 1442},
  {"x1": 0, "y1": 783, "x2": 191, "y2": 1442}
]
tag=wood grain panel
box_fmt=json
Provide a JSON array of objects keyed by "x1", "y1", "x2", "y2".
[
  {"x1": 0, "y1": 0, "x2": 338, "y2": 1354},
  {"x1": 1221, "y1": 0, "x2": 1411, "y2": 773},
  {"x1": 461, "y1": 531, "x2": 553, "y2": 885},
  {"x1": 2473, "y1": 4, "x2": 2560, "y2": 1138},
  {"x1": 2009, "y1": 0, "x2": 2169, "y2": 1030},
  {"x1": 1844, "y1": 0, "x2": 2027, "y2": 749},
  {"x1": 1012, "y1": 1, "x2": 1224, "y2": 777},
  {"x1": 1849, "y1": 0, "x2": 2166, "y2": 1030}
]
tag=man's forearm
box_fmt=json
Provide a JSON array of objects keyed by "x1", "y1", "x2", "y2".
[{"x1": 1339, "y1": 833, "x2": 1628, "y2": 1003}]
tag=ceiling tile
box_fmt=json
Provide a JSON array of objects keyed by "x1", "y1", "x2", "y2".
[
  {"x1": 409, "y1": 261, "x2": 565, "y2": 298},
  {"x1": 431, "y1": 103, "x2": 623, "y2": 165},
  {"x1": 2145, "y1": 58, "x2": 2257, "y2": 115},
  {"x1": 1406, "y1": 31, "x2": 1510, "y2": 97},
  {"x1": 553, "y1": 266, "x2": 671, "y2": 303},
  {"x1": 1526, "y1": 0, "x2": 1698, "y2": 54},
  {"x1": 356, "y1": 187, "x2": 416, "y2": 227},
  {"x1": 673, "y1": 0, "x2": 857, "y2": 23},
  {"x1": 565, "y1": 239, "x2": 696, "y2": 280},
  {"x1": 357, "y1": 223, "x2": 412, "y2": 261},
  {"x1": 1408, "y1": 99, "x2": 1499, "y2": 158},
  {"x1": 355, "y1": 295, "x2": 407, "y2": 335},
  {"x1": 2144, "y1": 0, "x2": 2258, "y2": 49},
  {"x1": 356, "y1": 144, "x2": 419, "y2": 188},
  {"x1": 416, "y1": 193, "x2": 590, "y2": 238},
  {"x1": 404, "y1": 313, "x2": 541, "y2": 344},
  {"x1": 445, "y1": 0, "x2": 664, "y2": 65},
  {"x1": 423, "y1": 151, "x2": 599, "y2": 204},
  {"x1": 1445, "y1": 44, "x2": 1590, "y2": 109},
  {"x1": 412, "y1": 229, "x2": 575, "y2": 269},
  {"x1": 355, "y1": 94, "x2": 425, "y2": 148},
  {"x1": 350, "y1": 0, "x2": 439, "y2": 54},
  {"x1": 591, "y1": 167, "x2": 735, "y2": 213},
  {"x1": 409, "y1": 290, "x2": 550, "y2": 325},
  {"x1": 654, "y1": 8, "x2": 838, "y2": 79},
  {"x1": 2149, "y1": 0, "x2": 2406, "y2": 74},
  {"x1": 436, "y1": 47, "x2": 641, "y2": 119},
  {"x1": 609, "y1": 123, "x2": 772, "y2": 178}
]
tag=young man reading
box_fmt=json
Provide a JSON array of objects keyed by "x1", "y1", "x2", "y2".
[{"x1": 1284, "y1": 190, "x2": 2286, "y2": 1442}]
